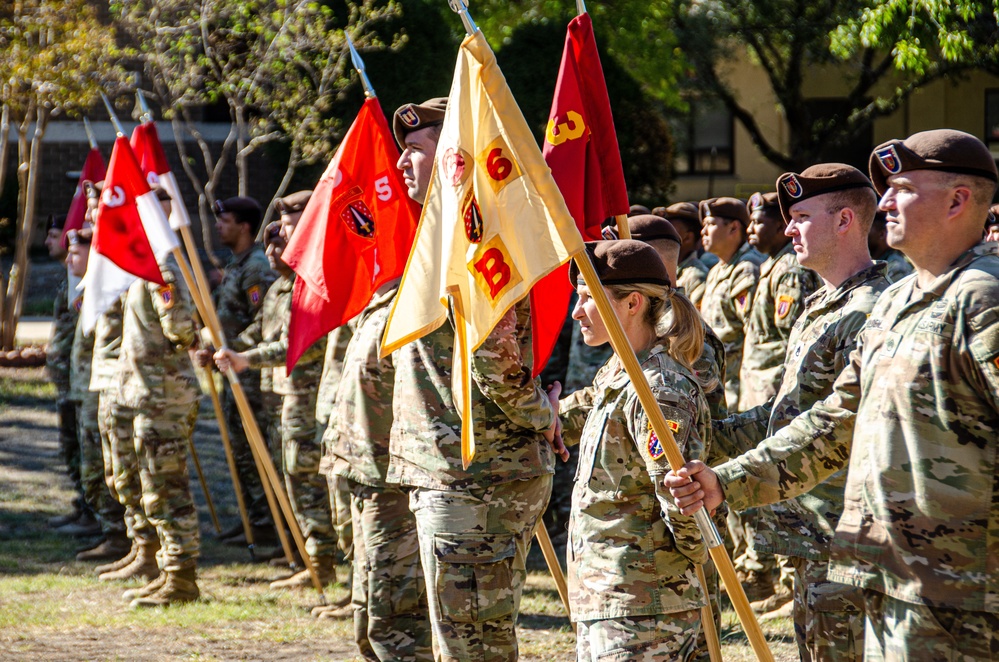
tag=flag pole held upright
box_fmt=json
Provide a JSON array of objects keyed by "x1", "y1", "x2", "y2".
[{"x1": 572, "y1": 250, "x2": 774, "y2": 662}]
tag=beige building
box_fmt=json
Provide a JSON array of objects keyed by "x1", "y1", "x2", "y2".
[{"x1": 671, "y1": 57, "x2": 999, "y2": 202}]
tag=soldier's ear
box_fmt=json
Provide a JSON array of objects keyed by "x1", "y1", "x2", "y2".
[{"x1": 835, "y1": 207, "x2": 856, "y2": 236}]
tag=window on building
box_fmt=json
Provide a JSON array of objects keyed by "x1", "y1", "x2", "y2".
[{"x1": 673, "y1": 101, "x2": 734, "y2": 176}]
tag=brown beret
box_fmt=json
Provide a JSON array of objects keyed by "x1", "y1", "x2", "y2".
[
  {"x1": 777, "y1": 163, "x2": 874, "y2": 222},
  {"x1": 628, "y1": 214, "x2": 682, "y2": 245},
  {"x1": 748, "y1": 191, "x2": 780, "y2": 213},
  {"x1": 987, "y1": 203, "x2": 999, "y2": 229},
  {"x1": 152, "y1": 186, "x2": 172, "y2": 202},
  {"x1": 275, "y1": 189, "x2": 313, "y2": 214},
  {"x1": 568, "y1": 240, "x2": 670, "y2": 287},
  {"x1": 662, "y1": 202, "x2": 701, "y2": 229},
  {"x1": 66, "y1": 228, "x2": 93, "y2": 246},
  {"x1": 627, "y1": 204, "x2": 651, "y2": 217},
  {"x1": 393, "y1": 97, "x2": 448, "y2": 147},
  {"x1": 264, "y1": 221, "x2": 283, "y2": 247},
  {"x1": 869, "y1": 129, "x2": 999, "y2": 195},
  {"x1": 85, "y1": 180, "x2": 101, "y2": 200},
  {"x1": 48, "y1": 214, "x2": 67, "y2": 231},
  {"x1": 699, "y1": 197, "x2": 749, "y2": 226}
]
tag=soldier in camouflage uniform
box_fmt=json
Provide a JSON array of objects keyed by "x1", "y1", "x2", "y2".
[
  {"x1": 698, "y1": 197, "x2": 765, "y2": 410},
  {"x1": 987, "y1": 203, "x2": 999, "y2": 245},
  {"x1": 214, "y1": 192, "x2": 336, "y2": 589},
  {"x1": 45, "y1": 213, "x2": 91, "y2": 532},
  {"x1": 196, "y1": 196, "x2": 277, "y2": 544},
  {"x1": 664, "y1": 203, "x2": 711, "y2": 310},
  {"x1": 554, "y1": 240, "x2": 710, "y2": 661},
  {"x1": 867, "y1": 210, "x2": 914, "y2": 282},
  {"x1": 710, "y1": 165, "x2": 889, "y2": 660},
  {"x1": 326, "y1": 279, "x2": 433, "y2": 661},
  {"x1": 65, "y1": 229, "x2": 130, "y2": 563},
  {"x1": 668, "y1": 130, "x2": 999, "y2": 661},
  {"x1": 115, "y1": 253, "x2": 202, "y2": 608},
  {"x1": 389, "y1": 98, "x2": 560, "y2": 662}
]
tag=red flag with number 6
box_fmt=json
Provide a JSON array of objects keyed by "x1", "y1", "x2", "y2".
[{"x1": 282, "y1": 97, "x2": 421, "y2": 370}]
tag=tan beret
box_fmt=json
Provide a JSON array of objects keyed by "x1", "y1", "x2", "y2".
[
  {"x1": 869, "y1": 129, "x2": 998, "y2": 195},
  {"x1": 628, "y1": 214, "x2": 682, "y2": 245},
  {"x1": 569, "y1": 240, "x2": 670, "y2": 287},
  {"x1": 393, "y1": 97, "x2": 448, "y2": 146},
  {"x1": 275, "y1": 189, "x2": 313, "y2": 214},
  {"x1": 699, "y1": 197, "x2": 750, "y2": 226},
  {"x1": 777, "y1": 163, "x2": 874, "y2": 223}
]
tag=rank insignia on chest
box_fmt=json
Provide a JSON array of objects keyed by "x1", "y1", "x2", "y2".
[
  {"x1": 158, "y1": 284, "x2": 175, "y2": 309},
  {"x1": 72, "y1": 296, "x2": 83, "y2": 313},
  {"x1": 775, "y1": 294, "x2": 794, "y2": 320},
  {"x1": 247, "y1": 285, "x2": 262, "y2": 307}
]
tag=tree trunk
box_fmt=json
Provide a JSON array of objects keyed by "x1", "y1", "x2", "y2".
[
  {"x1": 234, "y1": 104, "x2": 248, "y2": 197},
  {"x1": 0, "y1": 105, "x2": 10, "y2": 208},
  {"x1": 260, "y1": 147, "x2": 299, "y2": 239}
]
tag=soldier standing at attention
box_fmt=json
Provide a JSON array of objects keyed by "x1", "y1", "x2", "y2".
[
  {"x1": 552, "y1": 240, "x2": 710, "y2": 661},
  {"x1": 668, "y1": 130, "x2": 999, "y2": 660},
  {"x1": 196, "y1": 196, "x2": 278, "y2": 546},
  {"x1": 214, "y1": 191, "x2": 338, "y2": 590},
  {"x1": 698, "y1": 197, "x2": 764, "y2": 411},
  {"x1": 665, "y1": 202, "x2": 711, "y2": 310},
  {"x1": 388, "y1": 98, "x2": 561, "y2": 662},
  {"x1": 867, "y1": 210, "x2": 914, "y2": 282}
]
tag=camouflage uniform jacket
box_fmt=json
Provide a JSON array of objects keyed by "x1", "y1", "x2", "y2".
[
  {"x1": 677, "y1": 253, "x2": 710, "y2": 310},
  {"x1": 213, "y1": 244, "x2": 276, "y2": 345},
  {"x1": 69, "y1": 312, "x2": 94, "y2": 403},
  {"x1": 232, "y1": 274, "x2": 326, "y2": 397},
  {"x1": 715, "y1": 262, "x2": 889, "y2": 560},
  {"x1": 738, "y1": 243, "x2": 820, "y2": 411},
  {"x1": 316, "y1": 323, "x2": 354, "y2": 474},
  {"x1": 880, "y1": 248, "x2": 914, "y2": 283},
  {"x1": 328, "y1": 286, "x2": 399, "y2": 487},
  {"x1": 715, "y1": 243, "x2": 999, "y2": 612},
  {"x1": 387, "y1": 298, "x2": 556, "y2": 490},
  {"x1": 90, "y1": 298, "x2": 124, "y2": 393},
  {"x1": 47, "y1": 277, "x2": 79, "y2": 393},
  {"x1": 113, "y1": 256, "x2": 199, "y2": 409},
  {"x1": 559, "y1": 345, "x2": 709, "y2": 621},
  {"x1": 700, "y1": 242, "x2": 765, "y2": 410}
]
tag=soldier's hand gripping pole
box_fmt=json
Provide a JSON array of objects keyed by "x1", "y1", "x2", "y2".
[{"x1": 572, "y1": 251, "x2": 775, "y2": 662}]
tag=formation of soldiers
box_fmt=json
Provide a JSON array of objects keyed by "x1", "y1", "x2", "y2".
[{"x1": 40, "y1": 98, "x2": 999, "y2": 662}]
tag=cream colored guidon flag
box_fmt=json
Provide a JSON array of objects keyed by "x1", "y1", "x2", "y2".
[{"x1": 381, "y1": 30, "x2": 585, "y2": 468}]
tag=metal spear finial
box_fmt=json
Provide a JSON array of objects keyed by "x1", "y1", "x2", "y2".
[
  {"x1": 83, "y1": 117, "x2": 98, "y2": 150},
  {"x1": 447, "y1": 0, "x2": 478, "y2": 36},
  {"x1": 100, "y1": 92, "x2": 126, "y2": 137},
  {"x1": 577, "y1": 0, "x2": 587, "y2": 14},
  {"x1": 136, "y1": 89, "x2": 153, "y2": 123},
  {"x1": 346, "y1": 34, "x2": 376, "y2": 98}
]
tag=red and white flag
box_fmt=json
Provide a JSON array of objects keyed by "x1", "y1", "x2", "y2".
[
  {"x1": 62, "y1": 147, "x2": 106, "y2": 242},
  {"x1": 130, "y1": 121, "x2": 191, "y2": 230},
  {"x1": 282, "y1": 97, "x2": 420, "y2": 370}
]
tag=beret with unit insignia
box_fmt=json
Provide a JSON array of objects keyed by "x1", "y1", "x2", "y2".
[
  {"x1": 776, "y1": 163, "x2": 874, "y2": 223},
  {"x1": 393, "y1": 97, "x2": 448, "y2": 147},
  {"x1": 868, "y1": 129, "x2": 998, "y2": 195}
]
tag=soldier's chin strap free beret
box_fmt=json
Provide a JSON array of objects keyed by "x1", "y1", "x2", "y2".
[
  {"x1": 777, "y1": 163, "x2": 874, "y2": 223},
  {"x1": 393, "y1": 97, "x2": 448, "y2": 147},
  {"x1": 699, "y1": 197, "x2": 750, "y2": 226},
  {"x1": 868, "y1": 129, "x2": 999, "y2": 195},
  {"x1": 569, "y1": 240, "x2": 672, "y2": 288}
]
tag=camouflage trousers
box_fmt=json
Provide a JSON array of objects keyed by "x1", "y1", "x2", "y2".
[
  {"x1": 76, "y1": 392, "x2": 125, "y2": 536},
  {"x1": 576, "y1": 610, "x2": 702, "y2": 662},
  {"x1": 409, "y1": 474, "x2": 553, "y2": 662},
  {"x1": 790, "y1": 557, "x2": 864, "y2": 662},
  {"x1": 327, "y1": 474, "x2": 353, "y2": 560},
  {"x1": 104, "y1": 400, "x2": 156, "y2": 543},
  {"x1": 222, "y1": 375, "x2": 273, "y2": 527},
  {"x1": 863, "y1": 591, "x2": 999, "y2": 662},
  {"x1": 349, "y1": 481, "x2": 432, "y2": 662},
  {"x1": 57, "y1": 394, "x2": 85, "y2": 507},
  {"x1": 730, "y1": 507, "x2": 776, "y2": 574},
  {"x1": 280, "y1": 393, "x2": 335, "y2": 561},
  {"x1": 132, "y1": 397, "x2": 201, "y2": 570}
]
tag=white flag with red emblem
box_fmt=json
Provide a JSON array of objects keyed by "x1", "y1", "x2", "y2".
[
  {"x1": 130, "y1": 121, "x2": 190, "y2": 230},
  {"x1": 380, "y1": 31, "x2": 584, "y2": 467}
]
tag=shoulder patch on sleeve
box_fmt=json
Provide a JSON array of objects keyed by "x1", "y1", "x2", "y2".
[
  {"x1": 247, "y1": 284, "x2": 262, "y2": 307},
  {"x1": 776, "y1": 294, "x2": 795, "y2": 320},
  {"x1": 158, "y1": 284, "x2": 175, "y2": 309}
]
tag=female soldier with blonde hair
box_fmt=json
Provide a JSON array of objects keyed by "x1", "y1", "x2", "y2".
[{"x1": 550, "y1": 240, "x2": 711, "y2": 661}]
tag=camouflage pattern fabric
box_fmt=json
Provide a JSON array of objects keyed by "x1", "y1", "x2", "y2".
[
  {"x1": 715, "y1": 243, "x2": 999, "y2": 616},
  {"x1": 790, "y1": 556, "x2": 864, "y2": 662},
  {"x1": 863, "y1": 591, "x2": 999, "y2": 662},
  {"x1": 738, "y1": 243, "x2": 820, "y2": 411},
  {"x1": 408, "y1": 475, "x2": 552, "y2": 662},
  {"x1": 316, "y1": 324, "x2": 355, "y2": 555},
  {"x1": 387, "y1": 299, "x2": 556, "y2": 491},
  {"x1": 576, "y1": 610, "x2": 702, "y2": 662},
  {"x1": 237, "y1": 274, "x2": 333, "y2": 559},
  {"x1": 677, "y1": 253, "x2": 710, "y2": 310},
  {"x1": 106, "y1": 403, "x2": 156, "y2": 543},
  {"x1": 77, "y1": 390, "x2": 125, "y2": 536},
  {"x1": 115, "y1": 257, "x2": 201, "y2": 570},
  {"x1": 558, "y1": 345, "x2": 709, "y2": 622},
  {"x1": 349, "y1": 481, "x2": 432, "y2": 662},
  {"x1": 47, "y1": 278, "x2": 77, "y2": 393},
  {"x1": 699, "y1": 242, "x2": 765, "y2": 410},
  {"x1": 879, "y1": 248, "x2": 913, "y2": 283},
  {"x1": 213, "y1": 244, "x2": 276, "y2": 528}
]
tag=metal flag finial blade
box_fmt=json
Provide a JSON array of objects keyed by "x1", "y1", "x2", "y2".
[
  {"x1": 577, "y1": 0, "x2": 587, "y2": 14},
  {"x1": 346, "y1": 33, "x2": 376, "y2": 98},
  {"x1": 447, "y1": 0, "x2": 478, "y2": 36},
  {"x1": 83, "y1": 117, "x2": 98, "y2": 150},
  {"x1": 136, "y1": 89, "x2": 153, "y2": 123},
  {"x1": 100, "y1": 92, "x2": 126, "y2": 137}
]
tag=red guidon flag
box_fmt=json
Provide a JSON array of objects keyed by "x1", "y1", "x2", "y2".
[
  {"x1": 282, "y1": 96, "x2": 420, "y2": 370},
  {"x1": 62, "y1": 147, "x2": 107, "y2": 242},
  {"x1": 92, "y1": 136, "x2": 179, "y2": 285},
  {"x1": 531, "y1": 12, "x2": 630, "y2": 375},
  {"x1": 130, "y1": 121, "x2": 191, "y2": 230}
]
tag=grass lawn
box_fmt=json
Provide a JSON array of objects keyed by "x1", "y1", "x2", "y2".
[{"x1": 0, "y1": 366, "x2": 797, "y2": 661}]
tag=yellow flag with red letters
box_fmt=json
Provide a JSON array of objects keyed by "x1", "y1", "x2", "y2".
[{"x1": 381, "y1": 30, "x2": 584, "y2": 468}]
